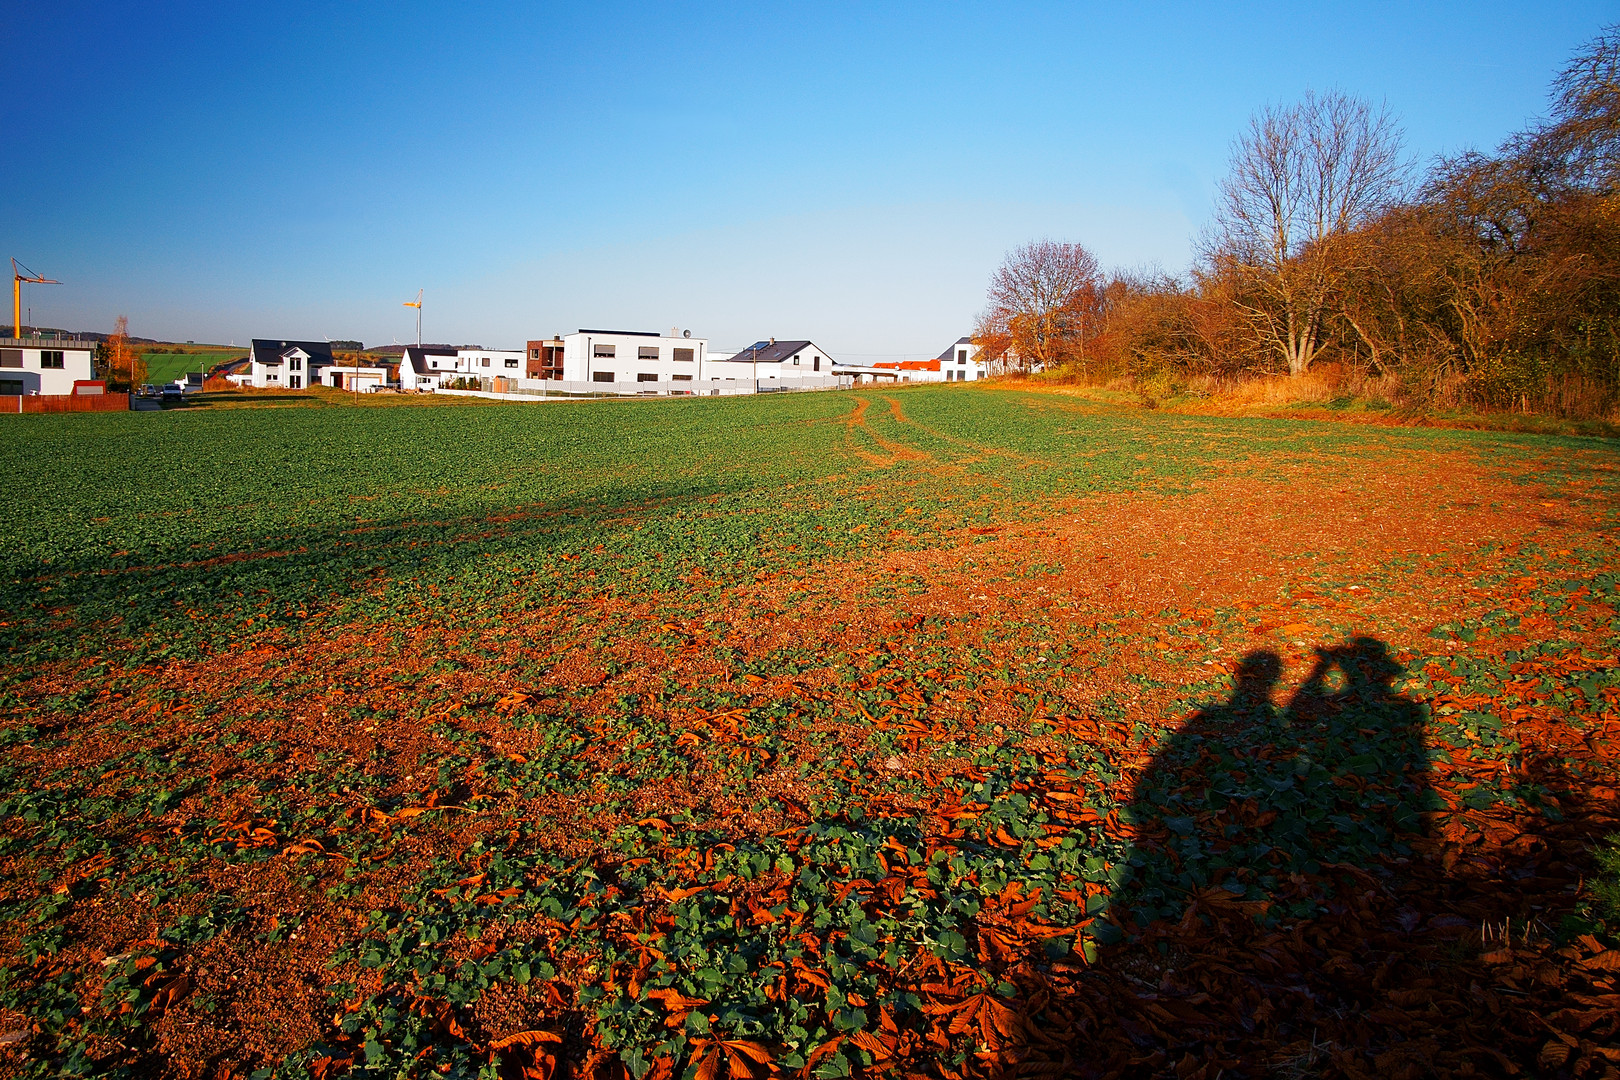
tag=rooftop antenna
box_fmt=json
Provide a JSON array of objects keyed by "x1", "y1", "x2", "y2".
[
  {"x1": 11, "y1": 259, "x2": 60, "y2": 339},
  {"x1": 403, "y1": 290, "x2": 423, "y2": 349}
]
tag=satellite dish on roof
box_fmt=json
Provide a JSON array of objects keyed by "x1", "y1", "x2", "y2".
[{"x1": 683, "y1": 329, "x2": 691, "y2": 338}]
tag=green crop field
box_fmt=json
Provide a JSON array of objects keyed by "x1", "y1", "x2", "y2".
[
  {"x1": 1, "y1": 387, "x2": 1617, "y2": 1078},
  {"x1": 139, "y1": 351, "x2": 242, "y2": 388}
]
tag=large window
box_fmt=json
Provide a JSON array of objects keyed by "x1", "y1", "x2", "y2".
[
  {"x1": 505, "y1": 358, "x2": 517, "y2": 368},
  {"x1": 40, "y1": 351, "x2": 64, "y2": 369},
  {"x1": 814, "y1": 357, "x2": 820, "y2": 371},
  {"x1": 594, "y1": 344, "x2": 616, "y2": 358},
  {"x1": 673, "y1": 348, "x2": 694, "y2": 363},
  {"x1": 593, "y1": 371, "x2": 615, "y2": 382},
  {"x1": 958, "y1": 350, "x2": 967, "y2": 364},
  {"x1": 672, "y1": 374, "x2": 692, "y2": 381},
  {"x1": 637, "y1": 346, "x2": 659, "y2": 360},
  {"x1": 289, "y1": 375, "x2": 302, "y2": 389},
  {"x1": 0, "y1": 379, "x2": 22, "y2": 395},
  {"x1": 288, "y1": 357, "x2": 301, "y2": 371},
  {"x1": 0, "y1": 350, "x2": 21, "y2": 369},
  {"x1": 637, "y1": 372, "x2": 658, "y2": 382}
]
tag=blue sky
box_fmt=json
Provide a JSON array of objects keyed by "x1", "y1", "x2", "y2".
[{"x1": 3, "y1": 2, "x2": 1611, "y2": 357}]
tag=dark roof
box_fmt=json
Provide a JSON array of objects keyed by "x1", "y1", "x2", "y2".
[
  {"x1": 249, "y1": 339, "x2": 336, "y2": 366},
  {"x1": 935, "y1": 336, "x2": 973, "y2": 362},
  {"x1": 578, "y1": 329, "x2": 660, "y2": 337},
  {"x1": 723, "y1": 340, "x2": 816, "y2": 365},
  {"x1": 402, "y1": 345, "x2": 458, "y2": 375}
]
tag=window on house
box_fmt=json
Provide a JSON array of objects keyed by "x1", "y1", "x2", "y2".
[
  {"x1": 594, "y1": 344, "x2": 616, "y2": 358},
  {"x1": 268, "y1": 372, "x2": 279, "y2": 380},
  {"x1": 958, "y1": 349, "x2": 967, "y2": 364},
  {"x1": 593, "y1": 371, "x2": 615, "y2": 382},
  {"x1": 480, "y1": 358, "x2": 489, "y2": 367},
  {"x1": 40, "y1": 351, "x2": 64, "y2": 369},
  {"x1": 813, "y1": 357, "x2": 820, "y2": 371},
  {"x1": 0, "y1": 379, "x2": 22, "y2": 395},
  {"x1": 289, "y1": 357, "x2": 301, "y2": 371},
  {"x1": 530, "y1": 349, "x2": 540, "y2": 359},
  {"x1": 431, "y1": 361, "x2": 439, "y2": 368},
  {"x1": 290, "y1": 375, "x2": 302, "y2": 388},
  {"x1": 672, "y1": 373, "x2": 692, "y2": 381},
  {"x1": 638, "y1": 346, "x2": 659, "y2": 360},
  {"x1": 505, "y1": 358, "x2": 517, "y2": 368},
  {"x1": 673, "y1": 348, "x2": 694, "y2": 362},
  {"x1": 0, "y1": 350, "x2": 22, "y2": 368},
  {"x1": 793, "y1": 354, "x2": 801, "y2": 365},
  {"x1": 637, "y1": 373, "x2": 658, "y2": 382}
]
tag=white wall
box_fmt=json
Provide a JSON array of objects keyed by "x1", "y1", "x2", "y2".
[{"x1": 0, "y1": 343, "x2": 95, "y2": 395}]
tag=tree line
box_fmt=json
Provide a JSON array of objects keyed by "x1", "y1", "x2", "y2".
[{"x1": 976, "y1": 27, "x2": 1620, "y2": 417}]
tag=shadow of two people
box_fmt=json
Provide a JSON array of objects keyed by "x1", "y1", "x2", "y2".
[
  {"x1": 1010, "y1": 635, "x2": 1613, "y2": 1076},
  {"x1": 1035, "y1": 638, "x2": 1472, "y2": 1076},
  {"x1": 1115, "y1": 638, "x2": 1431, "y2": 935}
]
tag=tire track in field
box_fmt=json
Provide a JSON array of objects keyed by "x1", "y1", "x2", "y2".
[
  {"x1": 880, "y1": 395, "x2": 1045, "y2": 466},
  {"x1": 841, "y1": 396, "x2": 934, "y2": 467}
]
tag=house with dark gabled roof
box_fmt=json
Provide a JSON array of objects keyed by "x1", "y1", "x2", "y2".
[
  {"x1": 247, "y1": 339, "x2": 335, "y2": 389},
  {"x1": 398, "y1": 345, "x2": 460, "y2": 391},
  {"x1": 932, "y1": 336, "x2": 989, "y2": 382},
  {"x1": 704, "y1": 339, "x2": 837, "y2": 386}
]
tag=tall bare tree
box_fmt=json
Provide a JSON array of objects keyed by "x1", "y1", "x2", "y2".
[
  {"x1": 975, "y1": 240, "x2": 1103, "y2": 372},
  {"x1": 1210, "y1": 90, "x2": 1410, "y2": 376}
]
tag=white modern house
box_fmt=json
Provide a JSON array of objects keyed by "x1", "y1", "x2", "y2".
[
  {"x1": 935, "y1": 336, "x2": 990, "y2": 382},
  {"x1": 551, "y1": 329, "x2": 712, "y2": 391},
  {"x1": 400, "y1": 346, "x2": 524, "y2": 391},
  {"x1": 707, "y1": 339, "x2": 840, "y2": 388},
  {"x1": 0, "y1": 338, "x2": 95, "y2": 396},
  {"x1": 399, "y1": 346, "x2": 457, "y2": 390},
  {"x1": 247, "y1": 339, "x2": 336, "y2": 389}
]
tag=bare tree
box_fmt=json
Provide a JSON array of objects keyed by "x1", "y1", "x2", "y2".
[
  {"x1": 1210, "y1": 90, "x2": 1410, "y2": 375},
  {"x1": 975, "y1": 240, "x2": 1103, "y2": 372}
]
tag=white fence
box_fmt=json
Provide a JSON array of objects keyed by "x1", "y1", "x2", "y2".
[{"x1": 434, "y1": 376, "x2": 849, "y2": 402}]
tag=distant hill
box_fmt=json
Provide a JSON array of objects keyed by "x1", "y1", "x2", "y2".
[{"x1": 2, "y1": 326, "x2": 161, "y2": 344}]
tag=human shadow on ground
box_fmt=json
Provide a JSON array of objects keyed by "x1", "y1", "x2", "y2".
[{"x1": 999, "y1": 638, "x2": 1617, "y2": 1078}]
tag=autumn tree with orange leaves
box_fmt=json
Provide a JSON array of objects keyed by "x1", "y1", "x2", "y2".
[{"x1": 97, "y1": 316, "x2": 146, "y2": 390}]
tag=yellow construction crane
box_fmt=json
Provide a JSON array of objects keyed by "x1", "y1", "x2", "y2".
[
  {"x1": 12, "y1": 259, "x2": 60, "y2": 339},
  {"x1": 403, "y1": 289, "x2": 422, "y2": 348}
]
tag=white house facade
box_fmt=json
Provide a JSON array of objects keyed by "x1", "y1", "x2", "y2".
[
  {"x1": 706, "y1": 339, "x2": 839, "y2": 388},
  {"x1": 401, "y1": 346, "x2": 523, "y2": 391},
  {"x1": 936, "y1": 336, "x2": 989, "y2": 382},
  {"x1": 247, "y1": 339, "x2": 336, "y2": 389},
  {"x1": 554, "y1": 329, "x2": 712, "y2": 390},
  {"x1": 0, "y1": 338, "x2": 95, "y2": 396}
]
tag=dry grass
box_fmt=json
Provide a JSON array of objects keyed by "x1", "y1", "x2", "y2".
[{"x1": 1020, "y1": 364, "x2": 1620, "y2": 437}]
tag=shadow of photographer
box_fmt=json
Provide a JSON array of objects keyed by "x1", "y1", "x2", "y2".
[
  {"x1": 1010, "y1": 638, "x2": 1455, "y2": 1077},
  {"x1": 1112, "y1": 638, "x2": 1431, "y2": 937}
]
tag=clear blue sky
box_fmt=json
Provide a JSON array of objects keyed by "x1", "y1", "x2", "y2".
[{"x1": 3, "y1": 1, "x2": 1611, "y2": 357}]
